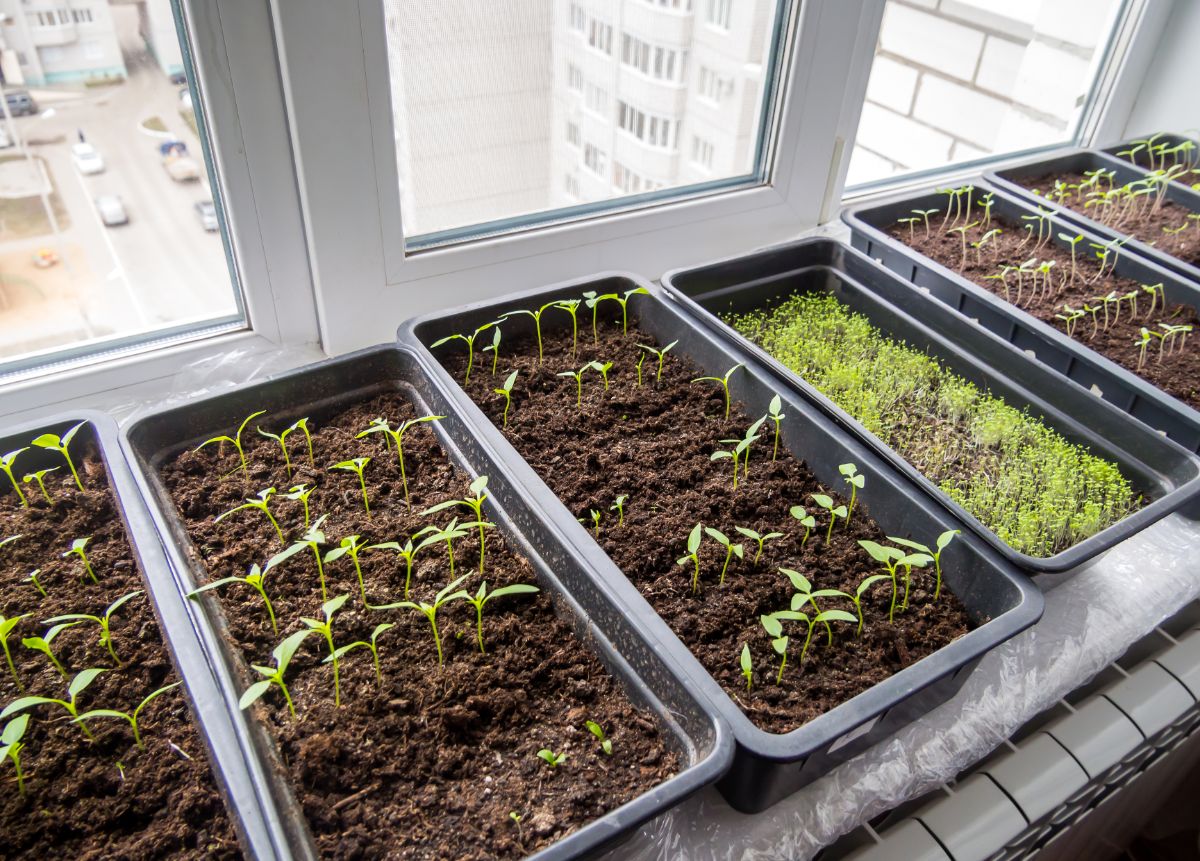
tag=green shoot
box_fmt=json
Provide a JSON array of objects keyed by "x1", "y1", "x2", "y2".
[
  {"x1": 537, "y1": 748, "x2": 566, "y2": 768},
  {"x1": 63, "y1": 536, "x2": 99, "y2": 584},
  {"x1": 613, "y1": 287, "x2": 649, "y2": 333},
  {"x1": 422, "y1": 475, "x2": 492, "y2": 573},
  {"x1": 850, "y1": 574, "x2": 890, "y2": 636},
  {"x1": 494, "y1": 370, "x2": 519, "y2": 428},
  {"x1": 32, "y1": 420, "x2": 87, "y2": 492},
  {"x1": 636, "y1": 353, "x2": 646, "y2": 386},
  {"x1": 692, "y1": 363, "x2": 743, "y2": 420},
  {"x1": 46, "y1": 589, "x2": 143, "y2": 667},
  {"x1": 778, "y1": 568, "x2": 849, "y2": 646},
  {"x1": 774, "y1": 607, "x2": 857, "y2": 667},
  {"x1": 789, "y1": 505, "x2": 816, "y2": 548},
  {"x1": 285, "y1": 483, "x2": 315, "y2": 529},
  {"x1": 0, "y1": 614, "x2": 28, "y2": 688},
  {"x1": 24, "y1": 569, "x2": 43, "y2": 599},
  {"x1": 675, "y1": 523, "x2": 704, "y2": 594},
  {"x1": 857, "y1": 541, "x2": 928, "y2": 620},
  {"x1": 759, "y1": 614, "x2": 789, "y2": 684},
  {"x1": 21, "y1": 622, "x2": 78, "y2": 679},
  {"x1": 582, "y1": 290, "x2": 601, "y2": 343},
  {"x1": 703, "y1": 527, "x2": 743, "y2": 586},
  {"x1": 483, "y1": 326, "x2": 503, "y2": 375},
  {"x1": 240, "y1": 629, "x2": 311, "y2": 720},
  {"x1": 377, "y1": 576, "x2": 471, "y2": 666},
  {"x1": 2, "y1": 667, "x2": 105, "y2": 741},
  {"x1": 301, "y1": 594, "x2": 350, "y2": 707},
  {"x1": 510, "y1": 811, "x2": 523, "y2": 843},
  {"x1": 189, "y1": 562, "x2": 279, "y2": 635},
  {"x1": 591, "y1": 360, "x2": 614, "y2": 391},
  {"x1": 557, "y1": 363, "x2": 593, "y2": 409},
  {"x1": 257, "y1": 426, "x2": 294, "y2": 476},
  {"x1": 1, "y1": 448, "x2": 29, "y2": 507},
  {"x1": 502, "y1": 302, "x2": 558, "y2": 364},
  {"x1": 810, "y1": 493, "x2": 847, "y2": 543},
  {"x1": 324, "y1": 535, "x2": 373, "y2": 607},
  {"x1": 368, "y1": 530, "x2": 441, "y2": 599},
  {"x1": 195, "y1": 411, "x2": 265, "y2": 480},
  {"x1": 269, "y1": 515, "x2": 331, "y2": 601},
  {"x1": 462, "y1": 581, "x2": 540, "y2": 653},
  {"x1": 555, "y1": 299, "x2": 582, "y2": 357},
  {"x1": 73, "y1": 681, "x2": 181, "y2": 750},
  {"x1": 739, "y1": 644, "x2": 753, "y2": 691},
  {"x1": 0, "y1": 714, "x2": 29, "y2": 795},
  {"x1": 610, "y1": 494, "x2": 628, "y2": 527},
  {"x1": 215, "y1": 488, "x2": 284, "y2": 544},
  {"x1": 889, "y1": 530, "x2": 959, "y2": 599},
  {"x1": 734, "y1": 526, "x2": 783, "y2": 564},
  {"x1": 431, "y1": 321, "x2": 498, "y2": 384},
  {"x1": 839, "y1": 463, "x2": 864, "y2": 524},
  {"x1": 357, "y1": 415, "x2": 444, "y2": 508},
  {"x1": 292, "y1": 418, "x2": 315, "y2": 466},
  {"x1": 637, "y1": 340, "x2": 679, "y2": 383},
  {"x1": 325, "y1": 622, "x2": 394, "y2": 685},
  {"x1": 587, "y1": 509, "x2": 601, "y2": 537},
  {"x1": 710, "y1": 432, "x2": 758, "y2": 490},
  {"x1": 22, "y1": 467, "x2": 59, "y2": 505},
  {"x1": 585, "y1": 720, "x2": 613, "y2": 755},
  {"x1": 332, "y1": 457, "x2": 372, "y2": 517},
  {"x1": 768, "y1": 395, "x2": 785, "y2": 461},
  {"x1": 413, "y1": 518, "x2": 481, "y2": 579},
  {"x1": 0, "y1": 534, "x2": 19, "y2": 553}
]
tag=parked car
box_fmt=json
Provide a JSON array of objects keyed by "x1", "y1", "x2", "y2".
[
  {"x1": 4, "y1": 90, "x2": 37, "y2": 117},
  {"x1": 160, "y1": 139, "x2": 200, "y2": 182},
  {"x1": 94, "y1": 195, "x2": 129, "y2": 226},
  {"x1": 194, "y1": 200, "x2": 218, "y2": 232},
  {"x1": 71, "y1": 142, "x2": 105, "y2": 175}
]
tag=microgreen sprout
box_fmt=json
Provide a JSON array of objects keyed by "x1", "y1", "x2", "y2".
[
  {"x1": 839, "y1": 463, "x2": 864, "y2": 524},
  {"x1": 240, "y1": 629, "x2": 311, "y2": 719},
  {"x1": 301, "y1": 594, "x2": 350, "y2": 706},
  {"x1": 270, "y1": 515, "x2": 331, "y2": 601},
  {"x1": 0, "y1": 715, "x2": 29, "y2": 795},
  {"x1": 285, "y1": 483, "x2": 315, "y2": 529},
  {"x1": 21, "y1": 622, "x2": 78, "y2": 679},
  {"x1": 368, "y1": 530, "x2": 440, "y2": 599},
  {"x1": 703, "y1": 527, "x2": 744, "y2": 586},
  {"x1": 326, "y1": 623, "x2": 394, "y2": 685},
  {"x1": 636, "y1": 353, "x2": 646, "y2": 386},
  {"x1": 692, "y1": 363, "x2": 743, "y2": 420},
  {"x1": 2, "y1": 667, "x2": 105, "y2": 741},
  {"x1": 32, "y1": 420, "x2": 87, "y2": 492},
  {"x1": 425, "y1": 476, "x2": 494, "y2": 574},
  {"x1": 809, "y1": 494, "x2": 846, "y2": 543},
  {"x1": 610, "y1": 494, "x2": 628, "y2": 526},
  {"x1": 415, "y1": 517, "x2": 487, "y2": 579},
  {"x1": 889, "y1": 530, "x2": 959, "y2": 599},
  {"x1": 789, "y1": 505, "x2": 816, "y2": 548},
  {"x1": 759, "y1": 614, "x2": 789, "y2": 683},
  {"x1": 857, "y1": 540, "x2": 929, "y2": 620},
  {"x1": 332, "y1": 457, "x2": 372, "y2": 517},
  {"x1": 462, "y1": 581, "x2": 540, "y2": 653},
  {"x1": 765, "y1": 608, "x2": 857, "y2": 680},
  {"x1": 189, "y1": 562, "x2": 280, "y2": 634},
  {"x1": 740, "y1": 416, "x2": 767, "y2": 479},
  {"x1": 585, "y1": 720, "x2": 613, "y2": 755},
  {"x1": 325, "y1": 534, "x2": 374, "y2": 607},
  {"x1": 779, "y1": 568, "x2": 850, "y2": 646},
  {"x1": 19, "y1": 467, "x2": 58, "y2": 507},
  {"x1": 587, "y1": 508, "x2": 601, "y2": 537},
  {"x1": 260, "y1": 418, "x2": 315, "y2": 476},
  {"x1": 898, "y1": 216, "x2": 919, "y2": 240},
  {"x1": 536, "y1": 748, "x2": 568, "y2": 769},
  {"x1": 849, "y1": 574, "x2": 890, "y2": 636},
  {"x1": 582, "y1": 290, "x2": 601, "y2": 343},
  {"x1": 73, "y1": 681, "x2": 181, "y2": 750},
  {"x1": 739, "y1": 644, "x2": 753, "y2": 691},
  {"x1": 734, "y1": 527, "x2": 783, "y2": 564},
  {"x1": 510, "y1": 811, "x2": 524, "y2": 842},
  {"x1": 675, "y1": 523, "x2": 704, "y2": 594},
  {"x1": 554, "y1": 299, "x2": 582, "y2": 357},
  {"x1": 637, "y1": 340, "x2": 678, "y2": 383},
  {"x1": 63, "y1": 536, "x2": 99, "y2": 584},
  {"x1": 430, "y1": 320, "x2": 498, "y2": 384},
  {"x1": 494, "y1": 370, "x2": 519, "y2": 428},
  {"x1": 26, "y1": 568, "x2": 46, "y2": 598},
  {"x1": 216, "y1": 487, "x2": 284, "y2": 544},
  {"x1": 768, "y1": 395, "x2": 785, "y2": 460},
  {"x1": 483, "y1": 326, "x2": 503, "y2": 375},
  {"x1": 557, "y1": 363, "x2": 593, "y2": 409},
  {"x1": 357, "y1": 415, "x2": 444, "y2": 508},
  {"x1": 711, "y1": 431, "x2": 758, "y2": 490},
  {"x1": 0, "y1": 534, "x2": 19, "y2": 553},
  {"x1": 592, "y1": 360, "x2": 614, "y2": 390},
  {"x1": 46, "y1": 589, "x2": 143, "y2": 667},
  {"x1": 377, "y1": 576, "x2": 471, "y2": 666},
  {"x1": 1, "y1": 448, "x2": 29, "y2": 507},
  {"x1": 0, "y1": 613, "x2": 28, "y2": 687},
  {"x1": 502, "y1": 302, "x2": 558, "y2": 364},
  {"x1": 196, "y1": 410, "x2": 265, "y2": 480}
]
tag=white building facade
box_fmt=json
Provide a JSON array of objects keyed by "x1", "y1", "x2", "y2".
[{"x1": 0, "y1": 0, "x2": 125, "y2": 86}]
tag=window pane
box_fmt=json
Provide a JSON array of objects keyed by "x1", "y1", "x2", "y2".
[
  {"x1": 0, "y1": 0, "x2": 241, "y2": 369},
  {"x1": 384, "y1": 0, "x2": 791, "y2": 249},
  {"x1": 846, "y1": 0, "x2": 1126, "y2": 188}
]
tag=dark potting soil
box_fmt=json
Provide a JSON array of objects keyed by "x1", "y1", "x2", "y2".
[
  {"x1": 437, "y1": 318, "x2": 975, "y2": 735},
  {"x1": 159, "y1": 392, "x2": 678, "y2": 860},
  {"x1": 1020, "y1": 171, "x2": 1200, "y2": 267},
  {"x1": 891, "y1": 215, "x2": 1200, "y2": 411},
  {"x1": 0, "y1": 434, "x2": 240, "y2": 860}
]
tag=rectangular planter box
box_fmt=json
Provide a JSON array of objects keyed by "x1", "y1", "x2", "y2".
[
  {"x1": 986, "y1": 148, "x2": 1200, "y2": 285},
  {"x1": 658, "y1": 237, "x2": 1200, "y2": 573},
  {"x1": 399, "y1": 277, "x2": 1043, "y2": 813},
  {"x1": 842, "y1": 183, "x2": 1200, "y2": 456},
  {"x1": 120, "y1": 344, "x2": 732, "y2": 861},
  {"x1": 2, "y1": 411, "x2": 272, "y2": 859}
]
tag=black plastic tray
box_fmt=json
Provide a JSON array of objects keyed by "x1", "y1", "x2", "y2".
[
  {"x1": 1, "y1": 411, "x2": 269, "y2": 858},
  {"x1": 399, "y1": 276, "x2": 1043, "y2": 813},
  {"x1": 986, "y1": 148, "x2": 1200, "y2": 285},
  {"x1": 842, "y1": 183, "x2": 1200, "y2": 455},
  {"x1": 658, "y1": 238, "x2": 1200, "y2": 573},
  {"x1": 120, "y1": 345, "x2": 732, "y2": 860}
]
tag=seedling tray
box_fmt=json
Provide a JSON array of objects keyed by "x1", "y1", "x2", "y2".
[
  {"x1": 842, "y1": 183, "x2": 1200, "y2": 455},
  {"x1": 399, "y1": 277, "x2": 1043, "y2": 813},
  {"x1": 120, "y1": 345, "x2": 732, "y2": 861},
  {"x1": 1101, "y1": 132, "x2": 1199, "y2": 177},
  {"x1": 0, "y1": 411, "x2": 267, "y2": 858},
  {"x1": 985, "y1": 148, "x2": 1200, "y2": 285},
  {"x1": 659, "y1": 237, "x2": 1200, "y2": 573}
]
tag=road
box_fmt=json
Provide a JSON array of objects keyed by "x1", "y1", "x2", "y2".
[{"x1": 0, "y1": 3, "x2": 237, "y2": 360}]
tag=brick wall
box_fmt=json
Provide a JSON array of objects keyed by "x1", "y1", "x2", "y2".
[{"x1": 847, "y1": 0, "x2": 1118, "y2": 186}]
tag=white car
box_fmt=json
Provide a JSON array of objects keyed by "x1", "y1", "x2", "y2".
[
  {"x1": 72, "y1": 142, "x2": 105, "y2": 175},
  {"x1": 95, "y1": 195, "x2": 128, "y2": 226}
]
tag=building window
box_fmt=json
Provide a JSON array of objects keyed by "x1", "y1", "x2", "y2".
[
  {"x1": 587, "y1": 18, "x2": 613, "y2": 54},
  {"x1": 584, "y1": 82, "x2": 608, "y2": 116},
  {"x1": 691, "y1": 135, "x2": 715, "y2": 168},
  {"x1": 564, "y1": 173, "x2": 580, "y2": 198},
  {"x1": 698, "y1": 66, "x2": 730, "y2": 103},
  {"x1": 566, "y1": 121, "x2": 581, "y2": 147},
  {"x1": 617, "y1": 100, "x2": 677, "y2": 148},
  {"x1": 706, "y1": 0, "x2": 731, "y2": 29},
  {"x1": 72, "y1": 8, "x2": 95, "y2": 24},
  {"x1": 583, "y1": 143, "x2": 607, "y2": 175},
  {"x1": 620, "y1": 34, "x2": 682, "y2": 82},
  {"x1": 569, "y1": 3, "x2": 586, "y2": 32},
  {"x1": 567, "y1": 63, "x2": 584, "y2": 92}
]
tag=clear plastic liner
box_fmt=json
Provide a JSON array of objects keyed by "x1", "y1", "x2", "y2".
[{"x1": 608, "y1": 512, "x2": 1200, "y2": 860}]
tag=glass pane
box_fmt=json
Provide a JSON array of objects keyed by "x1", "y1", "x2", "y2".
[
  {"x1": 0, "y1": 1, "x2": 242, "y2": 369},
  {"x1": 846, "y1": 0, "x2": 1126, "y2": 188},
  {"x1": 384, "y1": 0, "x2": 791, "y2": 248}
]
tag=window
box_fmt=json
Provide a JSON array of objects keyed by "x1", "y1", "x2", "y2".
[
  {"x1": 72, "y1": 8, "x2": 95, "y2": 24},
  {"x1": 566, "y1": 121, "x2": 581, "y2": 147},
  {"x1": 698, "y1": 65, "x2": 730, "y2": 103},
  {"x1": 569, "y1": 3, "x2": 586, "y2": 32},
  {"x1": 583, "y1": 143, "x2": 607, "y2": 175},
  {"x1": 567, "y1": 62, "x2": 584, "y2": 92},
  {"x1": 617, "y1": 101, "x2": 676, "y2": 148},
  {"x1": 588, "y1": 18, "x2": 613, "y2": 54},
  {"x1": 706, "y1": 0, "x2": 731, "y2": 29},
  {"x1": 564, "y1": 173, "x2": 580, "y2": 198},
  {"x1": 621, "y1": 34, "x2": 682, "y2": 82},
  {"x1": 613, "y1": 161, "x2": 662, "y2": 194},
  {"x1": 846, "y1": 0, "x2": 1128, "y2": 188},
  {"x1": 584, "y1": 82, "x2": 608, "y2": 116},
  {"x1": 691, "y1": 135, "x2": 715, "y2": 168}
]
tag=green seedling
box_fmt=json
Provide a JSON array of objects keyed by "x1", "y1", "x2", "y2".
[
  {"x1": 2, "y1": 667, "x2": 105, "y2": 741},
  {"x1": 431, "y1": 320, "x2": 498, "y2": 384},
  {"x1": 73, "y1": 681, "x2": 181, "y2": 750},
  {"x1": 418, "y1": 517, "x2": 492, "y2": 578},
  {"x1": 494, "y1": 370, "x2": 519, "y2": 428},
  {"x1": 766, "y1": 608, "x2": 857, "y2": 678},
  {"x1": 285, "y1": 483, "x2": 315, "y2": 529},
  {"x1": 789, "y1": 505, "x2": 816, "y2": 548},
  {"x1": 635, "y1": 353, "x2": 646, "y2": 386},
  {"x1": 368, "y1": 530, "x2": 441, "y2": 599},
  {"x1": 1, "y1": 714, "x2": 29, "y2": 795},
  {"x1": 676, "y1": 523, "x2": 704, "y2": 594},
  {"x1": 301, "y1": 594, "x2": 350, "y2": 706},
  {"x1": 32, "y1": 420, "x2": 87, "y2": 492},
  {"x1": 240, "y1": 629, "x2": 312, "y2": 719},
  {"x1": 591, "y1": 360, "x2": 614, "y2": 391},
  {"x1": 555, "y1": 299, "x2": 582, "y2": 357},
  {"x1": 857, "y1": 540, "x2": 929, "y2": 620},
  {"x1": 537, "y1": 748, "x2": 567, "y2": 768},
  {"x1": 0, "y1": 534, "x2": 19, "y2": 553},
  {"x1": 21, "y1": 622, "x2": 78, "y2": 679},
  {"x1": 889, "y1": 530, "x2": 959, "y2": 599},
  {"x1": 586, "y1": 508, "x2": 601, "y2": 537},
  {"x1": 760, "y1": 614, "x2": 790, "y2": 684},
  {"x1": 502, "y1": 302, "x2": 558, "y2": 364},
  {"x1": 849, "y1": 574, "x2": 890, "y2": 636},
  {"x1": 483, "y1": 326, "x2": 503, "y2": 375},
  {"x1": 734, "y1": 527, "x2": 783, "y2": 564},
  {"x1": 740, "y1": 416, "x2": 767, "y2": 479},
  {"x1": 357, "y1": 414, "x2": 444, "y2": 508},
  {"x1": 46, "y1": 589, "x2": 143, "y2": 667},
  {"x1": 216, "y1": 488, "x2": 284, "y2": 544},
  {"x1": 332, "y1": 457, "x2": 372, "y2": 517},
  {"x1": 582, "y1": 290, "x2": 602, "y2": 343},
  {"x1": 557, "y1": 363, "x2": 593, "y2": 409},
  {"x1": 325, "y1": 534, "x2": 373, "y2": 607},
  {"x1": 692, "y1": 363, "x2": 743, "y2": 420},
  {"x1": 189, "y1": 562, "x2": 279, "y2": 635},
  {"x1": 898, "y1": 216, "x2": 919, "y2": 240},
  {"x1": 63, "y1": 536, "x2": 99, "y2": 584},
  {"x1": 23, "y1": 569, "x2": 43, "y2": 598},
  {"x1": 809, "y1": 494, "x2": 846, "y2": 543},
  {"x1": 1, "y1": 448, "x2": 29, "y2": 507},
  {"x1": 1142, "y1": 282, "x2": 1165, "y2": 317},
  {"x1": 325, "y1": 622, "x2": 394, "y2": 685},
  {"x1": 22, "y1": 467, "x2": 59, "y2": 505},
  {"x1": 779, "y1": 568, "x2": 850, "y2": 647},
  {"x1": 914, "y1": 207, "x2": 939, "y2": 234},
  {"x1": 614, "y1": 287, "x2": 649, "y2": 332},
  {"x1": 839, "y1": 463, "x2": 864, "y2": 524},
  {"x1": 1136, "y1": 327, "x2": 1154, "y2": 371},
  {"x1": 258, "y1": 417, "x2": 314, "y2": 476},
  {"x1": 610, "y1": 494, "x2": 628, "y2": 527},
  {"x1": 196, "y1": 410, "x2": 265, "y2": 480},
  {"x1": 711, "y1": 432, "x2": 758, "y2": 491},
  {"x1": 768, "y1": 395, "x2": 785, "y2": 461},
  {"x1": 703, "y1": 527, "x2": 744, "y2": 586},
  {"x1": 637, "y1": 340, "x2": 678, "y2": 383},
  {"x1": 739, "y1": 644, "x2": 753, "y2": 691},
  {"x1": 269, "y1": 515, "x2": 331, "y2": 601},
  {"x1": 510, "y1": 811, "x2": 524, "y2": 842},
  {"x1": 378, "y1": 576, "x2": 471, "y2": 666},
  {"x1": 893, "y1": 550, "x2": 932, "y2": 610},
  {"x1": 422, "y1": 475, "x2": 492, "y2": 573},
  {"x1": 0, "y1": 614, "x2": 28, "y2": 687},
  {"x1": 585, "y1": 720, "x2": 613, "y2": 755},
  {"x1": 462, "y1": 581, "x2": 540, "y2": 653}
]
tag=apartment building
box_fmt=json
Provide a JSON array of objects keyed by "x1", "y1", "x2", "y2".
[
  {"x1": 139, "y1": 0, "x2": 183, "y2": 80},
  {"x1": 0, "y1": 0, "x2": 125, "y2": 86}
]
